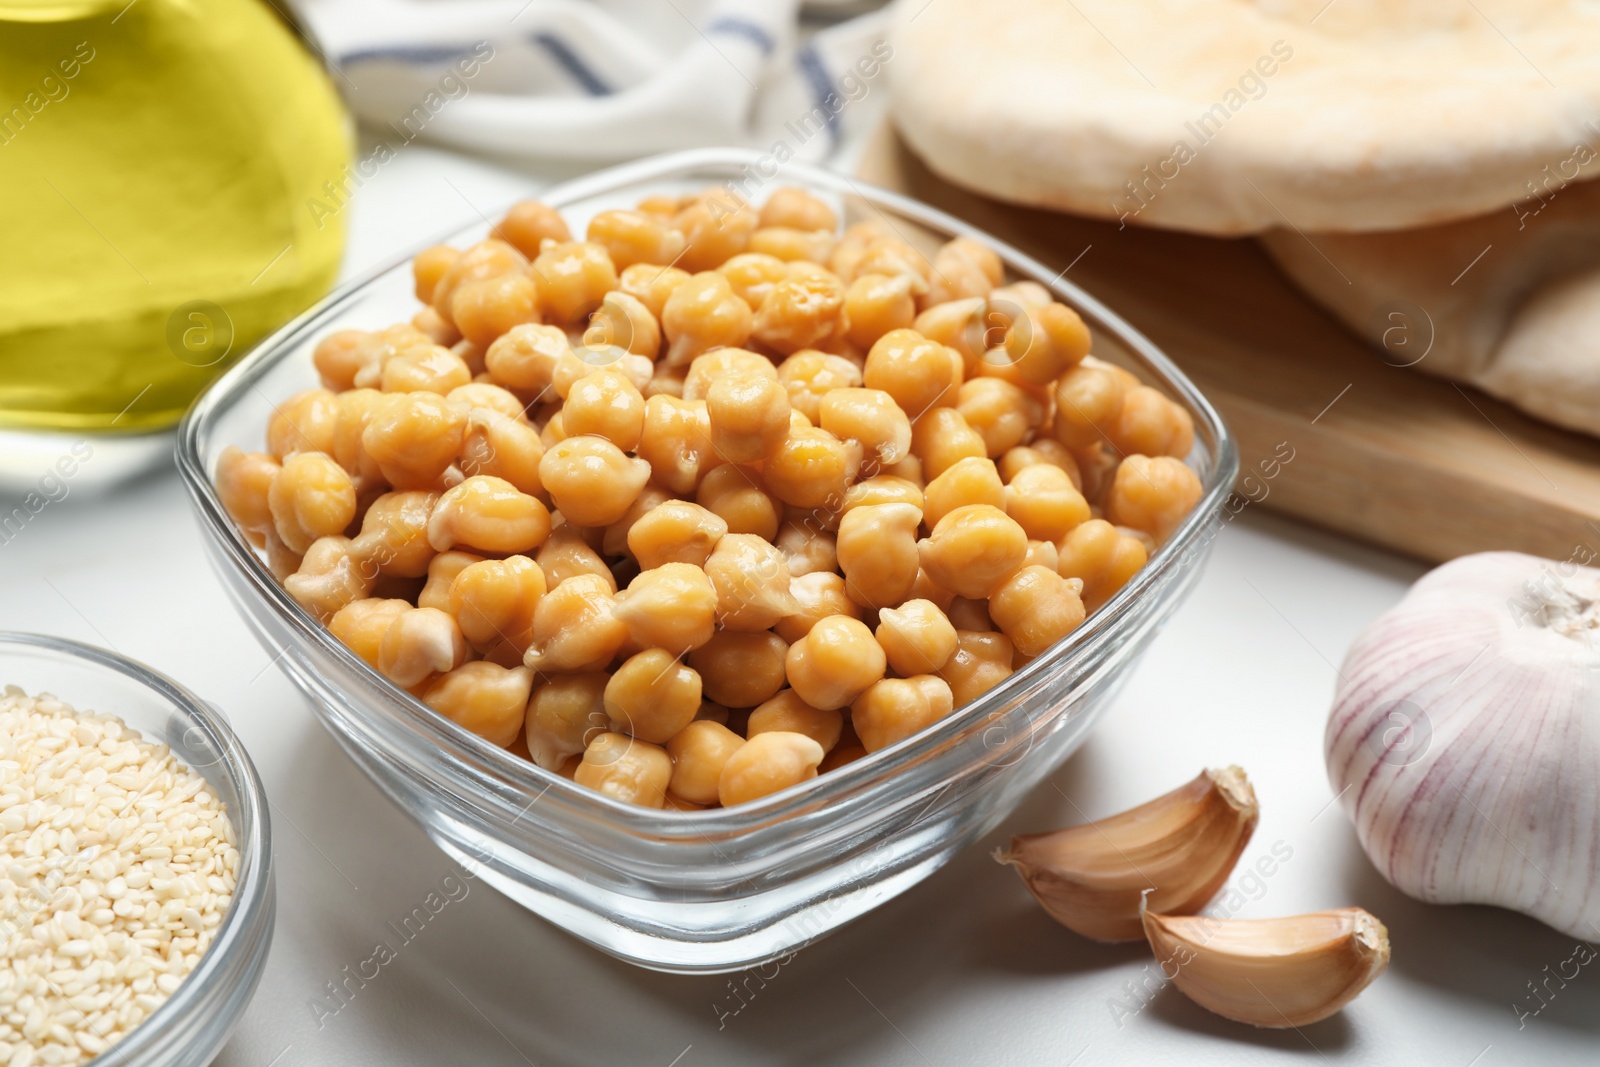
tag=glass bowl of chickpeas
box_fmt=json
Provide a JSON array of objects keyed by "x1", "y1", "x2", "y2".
[{"x1": 177, "y1": 149, "x2": 1236, "y2": 973}]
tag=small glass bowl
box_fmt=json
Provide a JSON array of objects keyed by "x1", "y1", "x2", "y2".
[
  {"x1": 0, "y1": 633, "x2": 273, "y2": 1066},
  {"x1": 176, "y1": 149, "x2": 1237, "y2": 973}
]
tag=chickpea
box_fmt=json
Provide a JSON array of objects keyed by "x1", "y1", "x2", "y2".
[
  {"x1": 601, "y1": 484, "x2": 672, "y2": 557},
  {"x1": 268, "y1": 451, "x2": 356, "y2": 554},
  {"x1": 379, "y1": 342, "x2": 473, "y2": 395},
  {"x1": 752, "y1": 269, "x2": 846, "y2": 355},
  {"x1": 665, "y1": 720, "x2": 744, "y2": 806},
  {"x1": 527, "y1": 438, "x2": 646, "y2": 530},
  {"x1": 662, "y1": 272, "x2": 755, "y2": 366},
  {"x1": 612, "y1": 562, "x2": 717, "y2": 654},
  {"x1": 523, "y1": 573, "x2": 628, "y2": 673},
  {"x1": 759, "y1": 187, "x2": 837, "y2": 231},
  {"x1": 587, "y1": 209, "x2": 686, "y2": 270},
  {"x1": 458, "y1": 409, "x2": 546, "y2": 497},
  {"x1": 990, "y1": 280, "x2": 1052, "y2": 310},
  {"x1": 412, "y1": 246, "x2": 460, "y2": 306},
  {"x1": 835, "y1": 502, "x2": 921, "y2": 610},
  {"x1": 216, "y1": 447, "x2": 279, "y2": 544},
  {"x1": 938, "y1": 630, "x2": 1015, "y2": 705},
  {"x1": 418, "y1": 550, "x2": 485, "y2": 612},
  {"x1": 688, "y1": 630, "x2": 789, "y2": 709},
  {"x1": 914, "y1": 297, "x2": 990, "y2": 378},
  {"x1": 910, "y1": 406, "x2": 987, "y2": 480},
  {"x1": 432, "y1": 240, "x2": 528, "y2": 323},
  {"x1": 682, "y1": 347, "x2": 778, "y2": 401},
  {"x1": 576, "y1": 732, "x2": 672, "y2": 808},
  {"x1": 423, "y1": 662, "x2": 534, "y2": 748},
  {"x1": 493, "y1": 199, "x2": 570, "y2": 259},
  {"x1": 634, "y1": 394, "x2": 717, "y2": 494},
  {"x1": 875, "y1": 599, "x2": 959, "y2": 676},
  {"x1": 267, "y1": 388, "x2": 339, "y2": 459},
  {"x1": 531, "y1": 240, "x2": 618, "y2": 324},
  {"x1": 1104, "y1": 455, "x2": 1202, "y2": 542},
  {"x1": 1074, "y1": 441, "x2": 1120, "y2": 504},
  {"x1": 536, "y1": 524, "x2": 617, "y2": 591},
  {"x1": 558, "y1": 369, "x2": 646, "y2": 451},
  {"x1": 581, "y1": 291, "x2": 661, "y2": 360},
  {"x1": 1005, "y1": 463, "x2": 1091, "y2": 543},
  {"x1": 995, "y1": 301, "x2": 1090, "y2": 387},
  {"x1": 748, "y1": 690, "x2": 842, "y2": 753},
  {"x1": 699, "y1": 373, "x2": 790, "y2": 467},
  {"x1": 1052, "y1": 360, "x2": 1129, "y2": 449},
  {"x1": 908, "y1": 567, "x2": 956, "y2": 610},
  {"x1": 851, "y1": 676, "x2": 954, "y2": 753},
  {"x1": 448, "y1": 555, "x2": 545, "y2": 659},
  {"x1": 362, "y1": 391, "x2": 467, "y2": 490},
  {"x1": 774, "y1": 571, "x2": 861, "y2": 643},
  {"x1": 717, "y1": 252, "x2": 789, "y2": 309},
  {"x1": 484, "y1": 323, "x2": 569, "y2": 395},
  {"x1": 696, "y1": 464, "x2": 781, "y2": 540},
  {"x1": 626, "y1": 499, "x2": 728, "y2": 569},
  {"x1": 749, "y1": 227, "x2": 836, "y2": 264},
  {"x1": 525, "y1": 672, "x2": 609, "y2": 771},
  {"x1": 602, "y1": 649, "x2": 702, "y2": 745},
  {"x1": 328, "y1": 598, "x2": 412, "y2": 669},
  {"x1": 926, "y1": 237, "x2": 1004, "y2": 306},
  {"x1": 645, "y1": 367, "x2": 686, "y2": 399},
  {"x1": 999, "y1": 440, "x2": 1081, "y2": 489},
  {"x1": 946, "y1": 596, "x2": 993, "y2": 632},
  {"x1": 284, "y1": 536, "x2": 373, "y2": 621},
  {"x1": 922, "y1": 455, "x2": 1005, "y2": 530},
  {"x1": 784, "y1": 615, "x2": 885, "y2": 710},
  {"x1": 448, "y1": 382, "x2": 525, "y2": 421},
  {"x1": 816, "y1": 387, "x2": 910, "y2": 465},
  {"x1": 843, "y1": 273, "x2": 918, "y2": 350},
  {"x1": 617, "y1": 262, "x2": 690, "y2": 320},
  {"x1": 1109, "y1": 385, "x2": 1194, "y2": 458},
  {"x1": 819, "y1": 737, "x2": 867, "y2": 773},
  {"x1": 955, "y1": 378, "x2": 1041, "y2": 458},
  {"x1": 428, "y1": 475, "x2": 552, "y2": 554},
  {"x1": 774, "y1": 516, "x2": 836, "y2": 577},
  {"x1": 449, "y1": 272, "x2": 541, "y2": 349},
  {"x1": 1025, "y1": 539, "x2": 1060, "y2": 571},
  {"x1": 349, "y1": 490, "x2": 439, "y2": 578},
  {"x1": 671, "y1": 193, "x2": 758, "y2": 272},
  {"x1": 1056, "y1": 518, "x2": 1147, "y2": 611},
  {"x1": 777, "y1": 349, "x2": 862, "y2": 423},
  {"x1": 551, "y1": 348, "x2": 654, "y2": 401},
  {"x1": 862, "y1": 328, "x2": 962, "y2": 419},
  {"x1": 314, "y1": 330, "x2": 378, "y2": 392},
  {"x1": 918, "y1": 503, "x2": 1028, "y2": 599},
  {"x1": 704, "y1": 533, "x2": 798, "y2": 631},
  {"x1": 718, "y1": 731, "x2": 824, "y2": 807},
  {"x1": 413, "y1": 306, "x2": 462, "y2": 348},
  {"x1": 842, "y1": 475, "x2": 923, "y2": 516},
  {"x1": 988, "y1": 565, "x2": 1086, "y2": 657},
  {"x1": 378, "y1": 606, "x2": 468, "y2": 689},
  {"x1": 761, "y1": 426, "x2": 863, "y2": 509}
]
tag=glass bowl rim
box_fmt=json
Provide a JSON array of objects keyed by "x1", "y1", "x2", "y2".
[
  {"x1": 0, "y1": 630, "x2": 273, "y2": 1064},
  {"x1": 176, "y1": 147, "x2": 1237, "y2": 837}
]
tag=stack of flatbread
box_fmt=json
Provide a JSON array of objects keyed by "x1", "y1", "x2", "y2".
[{"x1": 887, "y1": 0, "x2": 1600, "y2": 436}]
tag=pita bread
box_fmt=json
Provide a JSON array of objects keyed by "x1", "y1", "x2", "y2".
[
  {"x1": 1260, "y1": 177, "x2": 1600, "y2": 435},
  {"x1": 889, "y1": 0, "x2": 1600, "y2": 235}
]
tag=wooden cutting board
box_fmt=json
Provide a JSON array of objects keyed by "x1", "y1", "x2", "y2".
[{"x1": 857, "y1": 125, "x2": 1600, "y2": 565}]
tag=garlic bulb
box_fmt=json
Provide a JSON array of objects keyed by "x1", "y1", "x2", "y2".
[{"x1": 1325, "y1": 550, "x2": 1600, "y2": 937}]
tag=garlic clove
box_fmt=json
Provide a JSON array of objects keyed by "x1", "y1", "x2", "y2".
[
  {"x1": 1141, "y1": 907, "x2": 1390, "y2": 1028},
  {"x1": 995, "y1": 766, "x2": 1258, "y2": 941}
]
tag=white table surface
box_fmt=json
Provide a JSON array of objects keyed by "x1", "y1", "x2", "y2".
[{"x1": 6, "y1": 139, "x2": 1597, "y2": 1067}]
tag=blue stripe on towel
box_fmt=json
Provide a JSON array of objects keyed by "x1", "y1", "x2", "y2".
[
  {"x1": 706, "y1": 16, "x2": 776, "y2": 56},
  {"x1": 795, "y1": 42, "x2": 840, "y2": 149},
  {"x1": 530, "y1": 32, "x2": 613, "y2": 96},
  {"x1": 341, "y1": 43, "x2": 479, "y2": 66}
]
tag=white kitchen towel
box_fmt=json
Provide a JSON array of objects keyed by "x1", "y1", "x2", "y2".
[{"x1": 296, "y1": 0, "x2": 893, "y2": 162}]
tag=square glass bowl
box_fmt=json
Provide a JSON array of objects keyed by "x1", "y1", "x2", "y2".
[{"x1": 176, "y1": 149, "x2": 1237, "y2": 973}]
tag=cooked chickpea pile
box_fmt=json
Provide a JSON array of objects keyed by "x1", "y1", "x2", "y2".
[{"x1": 215, "y1": 186, "x2": 1203, "y2": 811}]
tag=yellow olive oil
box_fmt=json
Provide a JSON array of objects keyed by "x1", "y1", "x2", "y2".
[{"x1": 0, "y1": 0, "x2": 350, "y2": 431}]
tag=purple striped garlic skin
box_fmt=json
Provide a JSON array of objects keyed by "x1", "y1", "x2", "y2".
[{"x1": 1325, "y1": 551, "x2": 1600, "y2": 938}]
